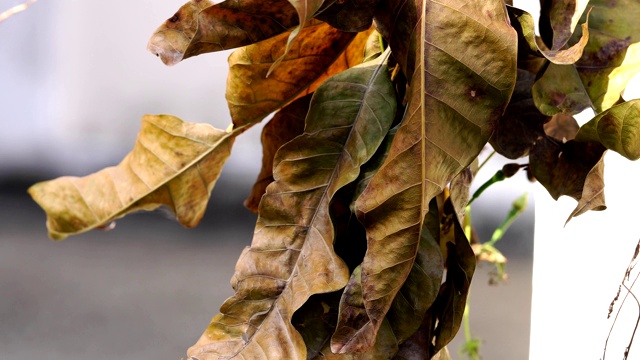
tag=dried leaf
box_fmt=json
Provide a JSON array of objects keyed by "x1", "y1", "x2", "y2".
[
  {"x1": 315, "y1": 0, "x2": 379, "y2": 32},
  {"x1": 270, "y1": 0, "x2": 327, "y2": 74},
  {"x1": 490, "y1": 69, "x2": 548, "y2": 159},
  {"x1": 575, "y1": 99, "x2": 640, "y2": 160},
  {"x1": 566, "y1": 156, "x2": 606, "y2": 224},
  {"x1": 29, "y1": 115, "x2": 238, "y2": 240},
  {"x1": 540, "y1": 0, "x2": 591, "y2": 50},
  {"x1": 244, "y1": 95, "x2": 310, "y2": 212},
  {"x1": 331, "y1": 202, "x2": 443, "y2": 353},
  {"x1": 533, "y1": 0, "x2": 640, "y2": 113},
  {"x1": 531, "y1": 62, "x2": 593, "y2": 115},
  {"x1": 349, "y1": 0, "x2": 516, "y2": 351},
  {"x1": 147, "y1": 0, "x2": 298, "y2": 66},
  {"x1": 530, "y1": 137, "x2": 604, "y2": 200},
  {"x1": 187, "y1": 56, "x2": 396, "y2": 360},
  {"x1": 449, "y1": 168, "x2": 473, "y2": 223},
  {"x1": 544, "y1": 113, "x2": 580, "y2": 141},
  {"x1": 507, "y1": 5, "x2": 591, "y2": 64},
  {"x1": 431, "y1": 213, "x2": 475, "y2": 353},
  {"x1": 226, "y1": 22, "x2": 368, "y2": 127}
]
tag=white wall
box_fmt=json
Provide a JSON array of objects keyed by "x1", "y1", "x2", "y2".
[{"x1": 0, "y1": 0, "x2": 262, "y2": 177}]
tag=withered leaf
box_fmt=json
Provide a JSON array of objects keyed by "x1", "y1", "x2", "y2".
[
  {"x1": 244, "y1": 95, "x2": 310, "y2": 213},
  {"x1": 507, "y1": 5, "x2": 591, "y2": 65},
  {"x1": 490, "y1": 69, "x2": 548, "y2": 159},
  {"x1": 315, "y1": 0, "x2": 379, "y2": 32},
  {"x1": 350, "y1": 0, "x2": 516, "y2": 351},
  {"x1": 226, "y1": 22, "x2": 369, "y2": 127},
  {"x1": 148, "y1": 0, "x2": 298, "y2": 66},
  {"x1": 539, "y1": 0, "x2": 591, "y2": 50},
  {"x1": 533, "y1": 0, "x2": 640, "y2": 113},
  {"x1": 544, "y1": 113, "x2": 579, "y2": 141},
  {"x1": 530, "y1": 136, "x2": 607, "y2": 221},
  {"x1": 187, "y1": 55, "x2": 396, "y2": 360},
  {"x1": 29, "y1": 115, "x2": 239, "y2": 240}
]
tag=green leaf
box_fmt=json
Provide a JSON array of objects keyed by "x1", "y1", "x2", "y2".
[
  {"x1": 28, "y1": 115, "x2": 238, "y2": 240},
  {"x1": 244, "y1": 95, "x2": 310, "y2": 213},
  {"x1": 147, "y1": 0, "x2": 299, "y2": 66},
  {"x1": 315, "y1": 0, "x2": 379, "y2": 32},
  {"x1": 507, "y1": 6, "x2": 590, "y2": 65},
  {"x1": 226, "y1": 22, "x2": 370, "y2": 127},
  {"x1": 533, "y1": 1, "x2": 640, "y2": 113},
  {"x1": 350, "y1": 0, "x2": 517, "y2": 350},
  {"x1": 575, "y1": 99, "x2": 640, "y2": 160},
  {"x1": 187, "y1": 56, "x2": 396, "y2": 360}
]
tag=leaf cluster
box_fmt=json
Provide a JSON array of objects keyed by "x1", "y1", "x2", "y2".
[{"x1": 28, "y1": 0, "x2": 640, "y2": 359}]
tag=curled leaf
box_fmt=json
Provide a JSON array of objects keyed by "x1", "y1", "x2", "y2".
[
  {"x1": 187, "y1": 56, "x2": 396, "y2": 359},
  {"x1": 575, "y1": 99, "x2": 640, "y2": 160},
  {"x1": 351, "y1": 0, "x2": 516, "y2": 351},
  {"x1": 315, "y1": 0, "x2": 379, "y2": 32},
  {"x1": 507, "y1": 6, "x2": 591, "y2": 65},
  {"x1": 226, "y1": 22, "x2": 369, "y2": 127},
  {"x1": 29, "y1": 115, "x2": 238, "y2": 240},
  {"x1": 147, "y1": 0, "x2": 298, "y2": 66}
]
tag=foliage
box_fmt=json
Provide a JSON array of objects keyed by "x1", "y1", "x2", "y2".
[{"x1": 28, "y1": 0, "x2": 640, "y2": 358}]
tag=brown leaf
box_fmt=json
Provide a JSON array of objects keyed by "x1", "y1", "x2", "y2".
[
  {"x1": 315, "y1": 0, "x2": 379, "y2": 32},
  {"x1": 544, "y1": 113, "x2": 579, "y2": 141},
  {"x1": 540, "y1": 0, "x2": 590, "y2": 50},
  {"x1": 244, "y1": 95, "x2": 310, "y2": 213},
  {"x1": 147, "y1": 0, "x2": 298, "y2": 66},
  {"x1": 29, "y1": 115, "x2": 238, "y2": 240},
  {"x1": 530, "y1": 136, "x2": 606, "y2": 204},
  {"x1": 349, "y1": 0, "x2": 517, "y2": 351},
  {"x1": 566, "y1": 156, "x2": 606, "y2": 224},
  {"x1": 226, "y1": 22, "x2": 369, "y2": 127},
  {"x1": 490, "y1": 69, "x2": 548, "y2": 159},
  {"x1": 187, "y1": 56, "x2": 396, "y2": 360}
]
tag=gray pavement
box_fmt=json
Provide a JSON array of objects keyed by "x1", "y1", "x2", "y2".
[{"x1": 1, "y1": 178, "x2": 532, "y2": 359}]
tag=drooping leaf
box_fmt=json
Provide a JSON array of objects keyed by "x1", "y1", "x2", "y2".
[
  {"x1": 539, "y1": 0, "x2": 590, "y2": 49},
  {"x1": 575, "y1": 99, "x2": 640, "y2": 160},
  {"x1": 449, "y1": 167, "x2": 473, "y2": 223},
  {"x1": 544, "y1": 113, "x2": 580, "y2": 141},
  {"x1": 531, "y1": 61, "x2": 593, "y2": 115},
  {"x1": 566, "y1": 156, "x2": 606, "y2": 223},
  {"x1": 147, "y1": 0, "x2": 299, "y2": 66},
  {"x1": 490, "y1": 69, "x2": 548, "y2": 159},
  {"x1": 315, "y1": 0, "x2": 379, "y2": 32},
  {"x1": 431, "y1": 211, "x2": 475, "y2": 354},
  {"x1": 331, "y1": 201, "x2": 443, "y2": 353},
  {"x1": 269, "y1": 0, "x2": 327, "y2": 74},
  {"x1": 226, "y1": 22, "x2": 370, "y2": 127},
  {"x1": 350, "y1": 0, "x2": 517, "y2": 350},
  {"x1": 29, "y1": 115, "x2": 239, "y2": 240},
  {"x1": 530, "y1": 137, "x2": 604, "y2": 200},
  {"x1": 507, "y1": 6, "x2": 590, "y2": 65},
  {"x1": 533, "y1": 0, "x2": 640, "y2": 113},
  {"x1": 187, "y1": 56, "x2": 396, "y2": 360},
  {"x1": 244, "y1": 95, "x2": 310, "y2": 212}
]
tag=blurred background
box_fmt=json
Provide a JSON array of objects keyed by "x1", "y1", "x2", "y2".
[{"x1": 0, "y1": 1, "x2": 535, "y2": 358}]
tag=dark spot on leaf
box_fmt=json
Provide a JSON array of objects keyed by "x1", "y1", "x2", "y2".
[{"x1": 169, "y1": 13, "x2": 180, "y2": 23}]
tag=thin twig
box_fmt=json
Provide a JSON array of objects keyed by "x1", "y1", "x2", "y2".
[{"x1": 0, "y1": 0, "x2": 37, "y2": 23}]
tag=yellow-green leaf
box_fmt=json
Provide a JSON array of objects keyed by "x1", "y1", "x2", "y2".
[
  {"x1": 226, "y1": 22, "x2": 369, "y2": 127},
  {"x1": 351, "y1": 0, "x2": 516, "y2": 350},
  {"x1": 147, "y1": 0, "x2": 298, "y2": 66},
  {"x1": 187, "y1": 56, "x2": 396, "y2": 360},
  {"x1": 575, "y1": 99, "x2": 640, "y2": 160},
  {"x1": 29, "y1": 115, "x2": 238, "y2": 240},
  {"x1": 533, "y1": 1, "x2": 640, "y2": 113}
]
